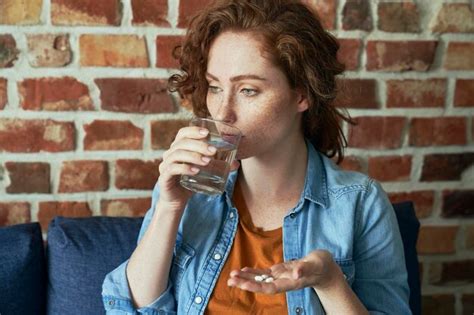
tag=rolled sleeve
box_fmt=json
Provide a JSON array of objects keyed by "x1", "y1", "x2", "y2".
[
  {"x1": 353, "y1": 180, "x2": 411, "y2": 315},
  {"x1": 102, "y1": 260, "x2": 177, "y2": 314},
  {"x1": 102, "y1": 183, "x2": 177, "y2": 314}
]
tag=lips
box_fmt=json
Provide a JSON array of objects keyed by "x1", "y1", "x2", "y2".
[{"x1": 221, "y1": 133, "x2": 242, "y2": 143}]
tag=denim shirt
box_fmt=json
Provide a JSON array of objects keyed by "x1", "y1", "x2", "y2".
[{"x1": 102, "y1": 142, "x2": 411, "y2": 315}]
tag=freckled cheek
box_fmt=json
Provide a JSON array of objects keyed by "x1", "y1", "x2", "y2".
[{"x1": 206, "y1": 94, "x2": 221, "y2": 117}]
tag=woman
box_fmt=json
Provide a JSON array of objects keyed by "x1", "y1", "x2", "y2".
[{"x1": 102, "y1": 0, "x2": 410, "y2": 314}]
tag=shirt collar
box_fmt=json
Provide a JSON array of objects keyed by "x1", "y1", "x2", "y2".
[
  {"x1": 224, "y1": 139, "x2": 329, "y2": 209},
  {"x1": 302, "y1": 139, "x2": 329, "y2": 208}
]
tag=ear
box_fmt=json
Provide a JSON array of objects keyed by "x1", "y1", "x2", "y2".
[{"x1": 296, "y1": 89, "x2": 309, "y2": 113}]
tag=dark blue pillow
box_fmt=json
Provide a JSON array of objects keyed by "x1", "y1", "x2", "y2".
[
  {"x1": 46, "y1": 216, "x2": 143, "y2": 315},
  {"x1": 392, "y1": 201, "x2": 421, "y2": 315},
  {"x1": 0, "y1": 222, "x2": 46, "y2": 315}
]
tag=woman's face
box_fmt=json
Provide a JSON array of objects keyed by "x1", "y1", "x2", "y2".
[{"x1": 206, "y1": 31, "x2": 308, "y2": 160}]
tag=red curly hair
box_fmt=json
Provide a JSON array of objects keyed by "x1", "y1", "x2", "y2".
[{"x1": 169, "y1": 0, "x2": 353, "y2": 163}]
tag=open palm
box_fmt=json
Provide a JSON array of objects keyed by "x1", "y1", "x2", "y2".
[{"x1": 227, "y1": 251, "x2": 333, "y2": 294}]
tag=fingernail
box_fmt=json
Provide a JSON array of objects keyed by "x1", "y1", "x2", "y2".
[
  {"x1": 208, "y1": 146, "x2": 217, "y2": 153},
  {"x1": 199, "y1": 129, "x2": 209, "y2": 135},
  {"x1": 202, "y1": 156, "x2": 211, "y2": 163},
  {"x1": 191, "y1": 167, "x2": 200, "y2": 173}
]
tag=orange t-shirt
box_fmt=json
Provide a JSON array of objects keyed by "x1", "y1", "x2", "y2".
[{"x1": 205, "y1": 182, "x2": 288, "y2": 314}]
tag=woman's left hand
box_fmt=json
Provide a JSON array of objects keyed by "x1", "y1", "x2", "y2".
[{"x1": 227, "y1": 250, "x2": 343, "y2": 294}]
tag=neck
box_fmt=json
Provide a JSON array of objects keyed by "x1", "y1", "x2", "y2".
[{"x1": 237, "y1": 135, "x2": 308, "y2": 201}]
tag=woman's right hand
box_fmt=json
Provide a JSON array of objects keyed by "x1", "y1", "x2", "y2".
[{"x1": 156, "y1": 126, "x2": 217, "y2": 213}]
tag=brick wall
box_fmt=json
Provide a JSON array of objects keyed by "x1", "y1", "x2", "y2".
[{"x1": 0, "y1": 0, "x2": 473, "y2": 314}]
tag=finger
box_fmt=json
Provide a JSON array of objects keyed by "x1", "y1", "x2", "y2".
[
  {"x1": 240, "y1": 267, "x2": 273, "y2": 276},
  {"x1": 229, "y1": 268, "x2": 272, "y2": 280},
  {"x1": 229, "y1": 270, "x2": 264, "y2": 282},
  {"x1": 160, "y1": 162, "x2": 200, "y2": 178},
  {"x1": 169, "y1": 138, "x2": 217, "y2": 157},
  {"x1": 165, "y1": 149, "x2": 212, "y2": 168},
  {"x1": 174, "y1": 126, "x2": 209, "y2": 142},
  {"x1": 228, "y1": 277, "x2": 278, "y2": 294}
]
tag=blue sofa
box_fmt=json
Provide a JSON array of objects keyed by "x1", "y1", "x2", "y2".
[{"x1": 0, "y1": 202, "x2": 420, "y2": 315}]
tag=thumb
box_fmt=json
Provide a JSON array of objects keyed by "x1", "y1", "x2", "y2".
[
  {"x1": 292, "y1": 262, "x2": 305, "y2": 280},
  {"x1": 230, "y1": 160, "x2": 240, "y2": 172}
]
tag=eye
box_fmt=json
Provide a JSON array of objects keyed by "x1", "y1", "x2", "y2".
[
  {"x1": 208, "y1": 85, "x2": 222, "y2": 94},
  {"x1": 241, "y1": 88, "x2": 258, "y2": 97}
]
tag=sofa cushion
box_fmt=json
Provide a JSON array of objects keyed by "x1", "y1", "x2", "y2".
[
  {"x1": 392, "y1": 201, "x2": 421, "y2": 315},
  {"x1": 46, "y1": 216, "x2": 143, "y2": 315},
  {"x1": 0, "y1": 222, "x2": 46, "y2": 315}
]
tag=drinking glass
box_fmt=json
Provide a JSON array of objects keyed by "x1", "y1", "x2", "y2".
[{"x1": 180, "y1": 117, "x2": 241, "y2": 195}]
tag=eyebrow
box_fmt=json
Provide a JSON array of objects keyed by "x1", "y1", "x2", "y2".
[{"x1": 205, "y1": 72, "x2": 267, "y2": 82}]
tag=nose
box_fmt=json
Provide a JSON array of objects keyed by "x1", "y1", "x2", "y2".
[{"x1": 214, "y1": 92, "x2": 237, "y2": 124}]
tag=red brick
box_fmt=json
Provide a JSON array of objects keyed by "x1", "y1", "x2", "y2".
[
  {"x1": 342, "y1": 0, "x2": 372, "y2": 31},
  {"x1": 462, "y1": 295, "x2": 474, "y2": 315},
  {"x1": 417, "y1": 225, "x2": 458, "y2": 254},
  {"x1": 101, "y1": 198, "x2": 151, "y2": 217},
  {"x1": 115, "y1": 159, "x2": 161, "y2": 190},
  {"x1": 0, "y1": 119, "x2": 75, "y2": 152},
  {"x1": 431, "y1": 4, "x2": 474, "y2": 34},
  {"x1": 421, "y1": 153, "x2": 474, "y2": 181},
  {"x1": 348, "y1": 116, "x2": 405, "y2": 149},
  {"x1": 80, "y1": 35, "x2": 149, "y2": 67},
  {"x1": 454, "y1": 79, "x2": 474, "y2": 107},
  {"x1": 388, "y1": 191, "x2": 434, "y2": 219},
  {"x1": 467, "y1": 226, "x2": 474, "y2": 250},
  {"x1": 26, "y1": 34, "x2": 72, "y2": 67},
  {"x1": 410, "y1": 117, "x2": 466, "y2": 146},
  {"x1": 386, "y1": 79, "x2": 446, "y2": 108},
  {"x1": 151, "y1": 120, "x2": 189, "y2": 150},
  {"x1": 444, "y1": 42, "x2": 474, "y2": 70},
  {"x1": 95, "y1": 78, "x2": 175, "y2": 113},
  {"x1": 339, "y1": 156, "x2": 365, "y2": 173},
  {"x1": 368, "y1": 155, "x2": 412, "y2": 182},
  {"x1": 0, "y1": 35, "x2": 19, "y2": 68},
  {"x1": 429, "y1": 260, "x2": 474, "y2": 285},
  {"x1": 366, "y1": 40, "x2": 437, "y2": 72},
  {"x1": 178, "y1": 0, "x2": 212, "y2": 28},
  {"x1": 442, "y1": 190, "x2": 474, "y2": 218},
  {"x1": 0, "y1": 202, "x2": 30, "y2": 227},
  {"x1": 0, "y1": 78, "x2": 6, "y2": 109},
  {"x1": 59, "y1": 160, "x2": 109, "y2": 193},
  {"x1": 6, "y1": 162, "x2": 50, "y2": 194},
  {"x1": 0, "y1": 0, "x2": 43, "y2": 25},
  {"x1": 131, "y1": 0, "x2": 169, "y2": 27},
  {"x1": 84, "y1": 120, "x2": 143, "y2": 151},
  {"x1": 51, "y1": 0, "x2": 122, "y2": 26},
  {"x1": 377, "y1": 2, "x2": 420, "y2": 33},
  {"x1": 333, "y1": 79, "x2": 378, "y2": 109},
  {"x1": 38, "y1": 201, "x2": 92, "y2": 231},
  {"x1": 156, "y1": 35, "x2": 184, "y2": 69},
  {"x1": 19, "y1": 77, "x2": 93, "y2": 111},
  {"x1": 422, "y1": 295, "x2": 455, "y2": 315},
  {"x1": 302, "y1": 0, "x2": 337, "y2": 30},
  {"x1": 337, "y1": 39, "x2": 361, "y2": 71}
]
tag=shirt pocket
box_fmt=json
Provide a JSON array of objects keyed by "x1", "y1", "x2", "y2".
[
  {"x1": 335, "y1": 259, "x2": 355, "y2": 286},
  {"x1": 170, "y1": 241, "x2": 195, "y2": 294}
]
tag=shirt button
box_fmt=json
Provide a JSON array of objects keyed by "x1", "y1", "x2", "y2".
[
  {"x1": 194, "y1": 296, "x2": 203, "y2": 304},
  {"x1": 229, "y1": 212, "x2": 235, "y2": 218},
  {"x1": 108, "y1": 300, "x2": 114, "y2": 306},
  {"x1": 290, "y1": 213, "x2": 296, "y2": 219},
  {"x1": 214, "y1": 253, "x2": 222, "y2": 260},
  {"x1": 295, "y1": 306, "x2": 303, "y2": 314}
]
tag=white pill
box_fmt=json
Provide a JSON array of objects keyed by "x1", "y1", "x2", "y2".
[
  {"x1": 264, "y1": 277, "x2": 274, "y2": 283},
  {"x1": 254, "y1": 275, "x2": 264, "y2": 282}
]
